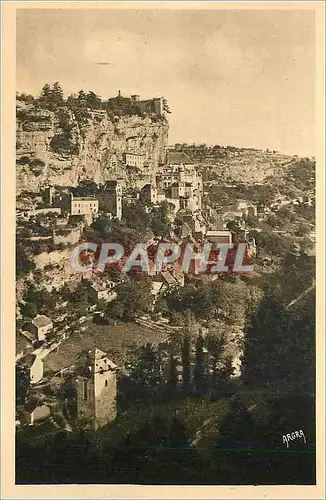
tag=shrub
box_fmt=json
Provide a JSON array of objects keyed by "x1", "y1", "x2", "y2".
[
  {"x1": 17, "y1": 156, "x2": 31, "y2": 165},
  {"x1": 30, "y1": 158, "x2": 45, "y2": 167}
]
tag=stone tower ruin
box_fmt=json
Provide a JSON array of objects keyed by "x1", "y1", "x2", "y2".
[{"x1": 75, "y1": 348, "x2": 117, "y2": 430}]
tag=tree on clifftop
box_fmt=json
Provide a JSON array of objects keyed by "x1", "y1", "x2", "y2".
[
  {"x1": 86, "y1": 91, "x2": 102, "y2": 110},
  {"x1": 162, "y1": 97, "x2": 171, "y2": 114},
  {"x1": 39, "y1": 82, "x2": 64, "y2": 110},
  {"x1": 52, "y1": 82, "x2": 64, "y2": 107}
]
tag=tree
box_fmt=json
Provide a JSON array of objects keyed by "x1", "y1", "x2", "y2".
[
  {"x1": 242, "y1": 294, "x2": 290, "y2": 388},
  {"x1": 150, "y1": 203, "x2": 171, "y2": 236},
  {"x1": 226, "y1": 218, "x2": 244, "y2": 233},
  {"x1": 22, "y1": 284, "x2": 57, "y2": 316},
  {"x1": 219, "y1": 355, "x2": 235, "y2": 386},
  {"x1": 66, "y1": 93, "x2": 78, "y2": 110},
  {"x1": 167, "y1": 352, "x2": 178, "y2": 391},
  {"x1": 106, "y1": 265, "x2": 122, "y2": 283},
  {"x1": 242, "y1": 289, "x2": 315, "y2": 392},
  {"x1": 295, "y1": 223, "x2": 310, "y2": 237},
  {"x1": 20, "y1": 301, "x2": 37, "y2": 319},
  {"x1": 280, "y1": 248, "x2": 315, "y2": 303},
  {"x1": 168, "y1": 416, "x2": 188, "y2": 447},
  {"x1": 106, "y1": 299, "x2": 124, "y2": 320},
  {"x1": 162, "y1": 97, "x2": 171, "y2": 114},
  {"x1": 16, "y1": 245, "x2": 35, "y2": 278},
  {"x1": 16, "y1": 93, "x2": 35, "y2": 104},
  {"x1": 16, "y1": 365, "x2": 30, "y2": 405},
  {"x1": 253, "y1": 184, "x2": 277, "y2": 207},
  {"x1": 193, "y1": 334, "x2": 206, "y2": 394},
  {"x1": 52, "y1": 82, "x2": 64, "y2": 107},
  {"x1": 206, "y1": 329, "x2": 226, "y2": 391},
  {"x1": 66, "y1": 282, "x2": 90, "y2": 316},
  {"x1": 254, "y1": 230, "x2": 292, "y2": 258},
  {"x1": 91, "y1": 214, "x2": 113, "y2": 238},
  {"x1": 39, "y1": 83, "x2": 52, "y2": 107},
  {"x1": 181, "y1": 332, "x2": 191, "y2": 393},
  {"x1": 39, "y1": 82, "x2": 64, "y2": 110},
  {"x1": 106, "y1": 275, "x2": 153, "y2": 321},
  {"x1": 86, "y1": 91, "x2": 102, "y2": 110},
  {"x1": 165, "y1": 281, "x2": 217, "y2": 320},
  {"x1": 122, "y1": 203, "x2": 150, "y2": 235},
  {"x1": 77, "y1": 90, "x2": 87, "y2": 107},
  {"x1": 214, "y1": 278, "x2": 248, "y2": 326},
  {"x1": 243, "y1": 213, "x2": 259, "y2": 227},
  {"x1": 73, "y1": 180, "x2": 98, "y2": 197},
  {"x1": 129, "y1": 343, "x2": 162, "y2": 389}
]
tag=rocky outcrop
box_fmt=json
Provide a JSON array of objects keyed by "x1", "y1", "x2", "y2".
[{"x1": 16, "y1": 102, "x2": 169, "y2": 193}]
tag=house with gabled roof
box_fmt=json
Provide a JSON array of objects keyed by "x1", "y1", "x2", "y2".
[{"x1": 31, "y1": 314, "x2": 53, "y2": 342}]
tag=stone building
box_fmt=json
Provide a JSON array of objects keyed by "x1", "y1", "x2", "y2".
[
  {"x1": 123, "y1": 152, "x2": 145, "y2": 169},
  {"x1": 102, "y1": 180, "x2": 123, "y2": 220},
  {"x1": 31, "y1": 314, "x2": 53, "y2": 342},
  {"x1": 159, "y1": 151, "x2": 202, "y2": 185},
  {"x1": 75, "y1": 348, "x2": 118, "y2": 430},
  {"x1": 43, "y1": 185, "x2": 55, "y2": 205},
  {"x1": 156, "y1": 151, "x2": 203, "y2": 213},
  {"x1": 89, "y1": 282, "x2": 117, "y2": 304},
  {"x1": 135, "y1": 95, "x2": 164, "y2": 116},
  {"x1": 107, "y1": 92, "x2": 164, "y2": 116},
  {"x1": 18, "y1": 353, "x2": 44, "y2": 385},
  {"x1": 139, "y1": 183, "x2": 158, "y2": 204},
  {"x1": 205, "y1": 230, "x2": 233, "y2": 245},
  {"x1": 70, "y1": 193, "x2": 99, "y2": 218},
  {"x1": 236, "y1": 200, "x2": 258, "y2": 217}
]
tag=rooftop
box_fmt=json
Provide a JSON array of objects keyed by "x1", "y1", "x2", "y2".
[
  {"x1": 171, "y1": 181, "x2": 192, "y2": 188},
  {"x1": 92, "y1": 348, "x2": 118, "y2": 371},
  {"x1": 32, "y1": 315, "x2": 53, "y2": 328},
  {"x1": 93, "y1": 347, "x2": 107, "y2": 361},
  {"x1": 19, "y1": 353, "x2": 37, "y2": 368},
  {"x1": 104, "y1": 180, "x2": 122, "y2": 189},
  {"x1": 71, "y1": 196, "x2": 98, "y2": 202},
  {"x1": 161, "y1": 270, "x2": 177, "y2": 285},
  {"x1": 206, "y1": 230, "x2": 231, "y2": 236},
  {"x1": 151, "y1": 281, "x2": 165, "y2": 296},
  {"x1": 125, "y1": 152, "x2": 145, "y2": 157},
  {"x1": 91, "y1": 282, "x2": 109, "y2": 292}
]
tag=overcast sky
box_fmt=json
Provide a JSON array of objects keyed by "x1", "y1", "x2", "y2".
[{"x1": 17, "y1": 8, "x2": 315, "y2": 156}]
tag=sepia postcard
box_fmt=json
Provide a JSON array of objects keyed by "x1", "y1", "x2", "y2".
[{"x1": 1, "y1": 1, "x2": 325, "y2": 499}]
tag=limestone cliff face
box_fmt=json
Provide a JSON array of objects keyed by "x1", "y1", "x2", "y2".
[{"x1": 16, "y1": 102, "x2": 169, "y2": 193}]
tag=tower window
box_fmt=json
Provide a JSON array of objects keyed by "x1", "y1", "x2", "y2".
[{"x1": 105, "y1": 380, "x2": 108, "y2": 387}]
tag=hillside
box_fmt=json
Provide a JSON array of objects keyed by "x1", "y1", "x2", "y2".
[{"x1": 172, "y1": 143, "x2": 304, "y2": 185}]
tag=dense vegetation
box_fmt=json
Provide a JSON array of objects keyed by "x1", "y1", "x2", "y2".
[
  {"x1": 17, "y1": 82, "x2": 170, "y2": 119},
  {"x1": 16, "y1": 246, "x2": 315, "y2": 484}
]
